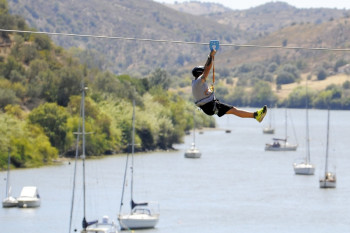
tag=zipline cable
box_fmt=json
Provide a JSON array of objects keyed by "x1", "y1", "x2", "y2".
[
  {"x1": 1, "y1": 28, "x2": 350, "y2": 52},
  {"x1": 0, "y1": 28, "x2": 207, "y2": 46}
]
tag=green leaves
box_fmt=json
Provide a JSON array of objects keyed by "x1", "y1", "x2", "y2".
[
  {"x1": 28, "y1": 103, "x2": 69, "y2": 153},
  {"x1": 0, "y1": 110, "x2": 58, "y2": 169}
]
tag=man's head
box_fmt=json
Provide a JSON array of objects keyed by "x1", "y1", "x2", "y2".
[{"x1": 192, "y1": 66, "x2": 204, "y2": 79}]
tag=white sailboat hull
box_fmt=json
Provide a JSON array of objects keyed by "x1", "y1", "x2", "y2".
[
  {"x1": 263, "y1": 127, "x2": 274, "y2": 134},
  {"x1": 17, "y1": 186, "x2": 40, "y2": 208},
  {"x1": 118, "y1": 213, "x2": 159, "y2": 230},
  {"x1": 293, "y1": 163, "x2": 315, "y2": 175},
  {"x1": 83, "y1": 217, "x2": 118, "y2": 233},
  {"x1": 17, "y1": 197, "x2": 40, "y2": 208},
  {"x1": 184, "y1": 142, "x2": 201, "y2": 158},
  {"x1": 2, "y1": 196, "x2": 18, "y2": 208},
  {"x1": 320, "y1": 172, "x2": 336, "y2": 188},
  {"x1": 184, "y1": 148, "x2": 201, "y2": 158},
  {"x1": 320, "y1": 180, "x2": 336, "y2": 188}
]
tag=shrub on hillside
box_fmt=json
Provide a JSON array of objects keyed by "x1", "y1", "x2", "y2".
[
  {"x1": 317, "y1": 68, "x2": 328, "y2": 80},
  {"x1": 0, "y1": 88, "x2": 18, "y2": 108},
  {"x1": 343, "y1": 80, "x2": 350, "y2": 89},
  {"x1": 276, "y1": 71, "x2": 295, "y2": 85},
  {"x1": 334, "y1": 59, "x2": 347, "y2": 72}
]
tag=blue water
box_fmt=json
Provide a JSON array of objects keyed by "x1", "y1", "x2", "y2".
[{"x1": 1, "y1": 108, "x2": 349, "y2": 233}]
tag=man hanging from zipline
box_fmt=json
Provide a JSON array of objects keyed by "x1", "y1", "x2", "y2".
[{"x1": 191, "y1": 45, "x2": 267, "y2": 122}]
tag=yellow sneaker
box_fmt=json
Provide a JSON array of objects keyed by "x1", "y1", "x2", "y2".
[{"x1": 254, "y1": 105, "x2": 267, "y2": 123}]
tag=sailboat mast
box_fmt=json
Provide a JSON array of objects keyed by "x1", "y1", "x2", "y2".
[
  {"x1": 81, "y1": 84, "x2": 87, "y2": 230},
  {"x1": 285, "y1": 109, "x2": 288, "y2": 142},
  {"x1": 193, "y1": 109, "x2": 196, "y2": 145},
  {"x1": 5, "y1": 149, "x2": 10, "y2": 198},
  {"x1": 305, "y1": 80, "x2": 310, "y2": 164},
  {"x1": 68, "y1": 115, "x2": 81, "y2": 233},
  {"x1": 269, "y1": 107, "x2": 272, "y2": 128},
  {"x1": 130, "y1": 100, "x2": 136, "y2": 209},
  {"x1": 325, "y1": 109, "x2": 330, "y2": 174}
]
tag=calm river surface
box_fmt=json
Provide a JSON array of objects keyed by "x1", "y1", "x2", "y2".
[{"x1": 1, "y1": 108, "x2": 349, "y2": 233}]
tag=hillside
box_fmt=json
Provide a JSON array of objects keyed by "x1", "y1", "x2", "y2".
[
  {"x1": 168, "y1": 2, "x2": 349, "y2": 40},
  {"x1": 164, "y1": 1, "x2": 231, "y2": 15},
  {"x1": 7, "y1": 0, "x2": 247, "y2": 75},
  {"x1": 7, "y1": 0, "x2": 350, "y2": 76},
  {"x1": 215, "y1": 17, "x2": 350, "y2": 69}
]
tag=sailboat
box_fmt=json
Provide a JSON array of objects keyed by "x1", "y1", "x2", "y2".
[
  {"x1": 320, "y1": 109, "x2": 336, "y2": 189},
  {"x1": 17, "y1": 186, "x2": 40, "y2": 208},
  {"x1": 2, "y1": 150, "x2": 18, "y2": 208},
  {"x1": 263, "y1": 106, "x2": 274, "y2": 134},
  {"x1": 70, "y1": 84, "x2": 118, "y2": 233},
  {"x1": 184, "y1": 109, "x2": 201, "y2": 158},
  {"x1": 118, "y1": 100, "x2": 160, "y2": 230},
  {"x1": 265, "y1": 109, "x2": 298, "y2": 151},
  {"x1": 293, "y1": 82, "x2": 315, "y2": 175}
]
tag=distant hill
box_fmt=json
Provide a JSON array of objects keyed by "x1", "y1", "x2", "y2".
[
  {"x1": 164, "y1": 1, "x2": 231, "y2": 15},
  {"x1": 7, "y1": 0, "x2": 246, "y2": 75},
  {"x1": 216, "y1": 17, "x2": 350, "y2": 70},
  {"x1": 163, "y1": 2, "x2": 349, "y2": 41},
  {"x1": 6, "y1": 0, "x2": 350, "y2": 76}
]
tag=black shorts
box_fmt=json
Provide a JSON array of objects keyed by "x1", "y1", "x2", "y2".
[{"x1": 199, "y1": 99, "x2": 232, "y2": 117}]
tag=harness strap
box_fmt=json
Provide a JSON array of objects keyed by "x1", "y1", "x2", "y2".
[
  {"x1": 212, "y1": 55, "x2": 215, "y2": 84},
  {"x1": 213, "y1": 99, "x2": 218, "y2": 115}
]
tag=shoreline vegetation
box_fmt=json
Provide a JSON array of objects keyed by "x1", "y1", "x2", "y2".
[{"x1": 2, "y1": 126, "x2": 226, "y2": 171}]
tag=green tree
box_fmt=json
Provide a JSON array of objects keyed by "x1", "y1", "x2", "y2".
[
  {"x1": 317, "y1": 68, "x2": 328, "y2": 80},
  {"x1": 57, "y1": 67, "x2": 83, "y2": 106},
  {"x1": 267, "y1": 62, "x2": 278, "y2": 73},
  {"x1": 149, "y1": 68, "x2": 170, "y2": 90},
  {"x1": 3, "y1": 56, "x2": 25, "y2": 79},
  {"x1": 343, "y1": 80, "x2": 350, "y2": 89},
  {"x1": 0, "y1": 88, "x2": 18, "y2": 109},
  {"x1": 334, "y1": 59, "x2": 347, "y2": 72},
  {"x1": 226, "y1": 86, "x2": 247, "y2": 106},
  {"x1": 28, "y1": 103, "x2": 69, "y2": 153},
  {"x1": 0, "y1": 112, "x2": 58, "y2": 169},
  {"x1": 285, "y1": 86, "x2": 313, "y2": 108},
  {"x1": 312, "y1": 90, "x2": 333, "y2": 109},
  {"x1": 19, "y1": 44, "x2": 38, "y2": 64},
  {"x1": 250, "y1": 81, "x2": 274, "y2": 107},
  {"x1": 276, "y1": 71, "x2": 295, "y2": 85},
  {"x1": 32, "y1": 34, "x2": 52, "y2": 51}
]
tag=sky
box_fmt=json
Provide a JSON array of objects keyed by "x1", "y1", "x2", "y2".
[{"x1": 153, "y1": 0, "x2": 350, "y2": 10}]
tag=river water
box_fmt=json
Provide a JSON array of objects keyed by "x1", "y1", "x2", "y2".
[{"x1": 1, "y1": 108, "x2": 349, "y2": 233}]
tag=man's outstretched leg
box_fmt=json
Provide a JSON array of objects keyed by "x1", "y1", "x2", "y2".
[{"x1": 225, "y1": 105, "x2": 267, "y2": 123}]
